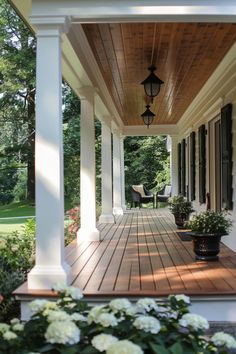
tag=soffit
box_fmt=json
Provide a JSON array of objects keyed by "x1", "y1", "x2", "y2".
[{"x1": 80, "y1": 23, "x2": 236, "y2": 126}]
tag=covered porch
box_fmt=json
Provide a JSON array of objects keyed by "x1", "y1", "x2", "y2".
[{"x1": 15, "y1": 208, "x2": 236, "y2": 321}]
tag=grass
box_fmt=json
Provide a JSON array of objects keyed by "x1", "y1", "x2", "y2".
[
  {"x1": 0, "y1": 200, "x2": 74, "y2": 238},
  {"x1": 0, "y1": 202, "x2": 35, "y2": 218}
]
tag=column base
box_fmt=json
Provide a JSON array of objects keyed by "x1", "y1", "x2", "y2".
[
  {"x1": 77, "y1": 228, "x2": 100, "y2": 242},
  {"x1": 113, "y1": 207, "x2": 124, "y2": 215},
  {"x1": 99, "y1": 214, "x2": 115, "y2": 224},
  {"x1": 28, "y1": 262, "x2": 71, "y2": 290}
]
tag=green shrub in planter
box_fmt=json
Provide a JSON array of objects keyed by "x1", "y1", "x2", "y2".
[{"x1": 0, "y1": 285, "x2": 236, "y2": 353}]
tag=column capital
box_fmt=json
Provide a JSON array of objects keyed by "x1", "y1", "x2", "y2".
[
  {"x1": 100, "y1": 115, "x2": 112, "y2": 128},
  {"x1": 77, "y1": 86, "x2": 97, "y2": 101},
  {"x1": 30, "y1": 16, "x2": 71, "y2": 36}
]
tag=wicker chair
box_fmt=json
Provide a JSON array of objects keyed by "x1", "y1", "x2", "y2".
[
  {"x1": 130, "y1": 185, "x2": 155, "y2": 208},
  {"x1": 156, "y1": 185, "x2": 172, "y2": 207}
]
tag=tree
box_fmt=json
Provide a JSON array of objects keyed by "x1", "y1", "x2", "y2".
[
  {"x1": 0, "y1": 0, "x2": 36, "y2": 202},
  {"x1": 124, "y1": 135, "x2": 170, "y2": 202}
]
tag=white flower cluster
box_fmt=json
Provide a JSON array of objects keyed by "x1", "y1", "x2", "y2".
[
  {"x1": 133, "y1": 316, "x2": 161, "y2": 334},
  {"x1": 211, "y1": 332, "x2": 236, "y2": 349},
  {"x1": 92, "y1": 334, "x2": 118, "y2": 352},
  {"x1": 107, "y1": 339, "x2": 144, "y2": 354},
  {"x1": 109, "y1": 298, "x2": 132, "y2": 313},
  {"x1": 179, "y1": 313, "x2": 209, "y2": 331},
  {"x1": 45, "y1": 320, "x2": 80, "y2": 345},
  {"x1": 136, "y1": 298, "x2": 158, "y2": 313},
  {"x1": 29, "y1": 299, "x2": 58, "y2": 315},
  {"x1": 53, "y1": 282, "x2": 83, "y2": 300},
  {"x1": 173, "y1": 294, "x2": 190, "y2": 304}
]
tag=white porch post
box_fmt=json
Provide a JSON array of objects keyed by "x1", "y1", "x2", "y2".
[
  {"x1": 170, "y1": 135, "x2": 179, "y2": 196},
  {"x1": 28, "y1": 17, "x2": 71, "y2": 289},
  {"x1": 112, "y1": 130, "x2": 124, "y2": 215},
  {"x1": 77, "y1": 87, "x2": 100, "y2": 241},
  {"x1": 120, "y1": 136, "x2": 126, "y2": 210},
  {"x1": 99, "y1": 121, "x2": 114, "y2": 223}
]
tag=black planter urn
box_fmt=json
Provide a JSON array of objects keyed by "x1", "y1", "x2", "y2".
[
  {"x1": 187, "y1": 233, "x2": 227, "y2": 261},
  {"x1": 173, "y1": 213, "x2": 189, "y2": 229}
]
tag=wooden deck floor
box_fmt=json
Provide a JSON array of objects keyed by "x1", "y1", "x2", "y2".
[
  {"x1": 15, "y1": 208, "x2": 236, "y2": 299},
  {"x1": 68, "y1": 208, "x2": 236, "y2": 297}
]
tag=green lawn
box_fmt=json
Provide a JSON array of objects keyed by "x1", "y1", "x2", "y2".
[
  {"x1": 0, "y1": 202, "x2": 35, "y2": 218},
  {"x1": 0, "y1": 200, "x2": 74, "y2": 238}
]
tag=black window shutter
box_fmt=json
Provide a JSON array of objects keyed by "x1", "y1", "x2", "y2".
[
  {"x1": 198, "y1": 125, "x2": 206, "y2": 204},
  {"x1": 178, "y1": 143, "x2": 181, "y2": 194},
  {"x1": 221, "y1": 103, "x2": 233, "y2": 210},
  {"x1": 190, "y1": 132, "x2": 196, "y2": 201},
  {"x1": 181, "y1": 139, "x2": 186, "y2": 196}
]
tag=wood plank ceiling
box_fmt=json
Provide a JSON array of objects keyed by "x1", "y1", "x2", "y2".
[{"x1": 80, "y1": 23, "x2": 236, "y2": 126}]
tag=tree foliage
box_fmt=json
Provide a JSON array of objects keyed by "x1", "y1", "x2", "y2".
[{"x1": 125, "y1": 136, "x2": 170, "y2": 202}]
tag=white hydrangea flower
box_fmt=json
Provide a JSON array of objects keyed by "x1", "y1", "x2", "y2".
[
  {"x1": 107, "y1": 339, "x2": 144, "y2": 354},
  {"x1": 63, "y1": 297, "x2": 73, "y2": 302},
  {"x1": 53, "y1": 282, "x2": 67, "y2": 292},
  {"x1": 133, "y1": 316, "x2": 161, "y2": 334},
  {"x1": 91, "y1": 334, "x2": 118, "y2": 352},
  {"x1": 125, "y1": 305, "x2": 138, "y2": 317},
  {"x1": 47, "y1": 310, "x2": 71, "y2": 323},
  {"x1": 53, "y1": 283, "x2": 83, "y2": 300},
  {"x1": 97, "y1": 313, "x2": 118, "y2": 327},
  {"x1": 179, "y1": 313, "x2": 209, "y2": 331},
  {"x1": 87, "y1": 305, "x2": 107, "y2": 324},
  {"x1": 66, "y1": 286, "x2": 83, "y2": 300},
  {"x1": 29, "y1": 299, "x2": 57, "y2": 315},
  {"x1": 10, "y1": 318, "x2": 20, "y2": 325},
  {"x1": 109, "y1": 298, "x2": 132, "y2": 313},
  {"x1": 12, "y1": 323, "x2": 24, "y2": 331},
  {"x1": 3, "y1": 331, "x2": 17, "y2": 340},
  {"x1": 70, "y1": 313, "x2": 87, "y2": 322},
  {"x1": 211, "y1": 332, "x2": 236, "y2": 348},
  {"x1": 136, "y1": 298, "x2": 158, "y2": 313},
  {"x1": 174, "y1": 294, "x2": 190, "y2": 304},
  {"x1": 0, "y1": 323, "x2": 10, "y2": 333},
  {"x1": 45, "y1": 320, "x2": 80, "y2": 345}
]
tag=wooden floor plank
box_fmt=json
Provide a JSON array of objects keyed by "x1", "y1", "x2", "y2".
[{"x1": 14, "y1": 208, "x2": 236, "y2": 299}]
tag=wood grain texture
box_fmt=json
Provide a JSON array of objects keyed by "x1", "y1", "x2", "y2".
[{"x1": 81, "y1": 23, "x2": 236, "y2": 125}]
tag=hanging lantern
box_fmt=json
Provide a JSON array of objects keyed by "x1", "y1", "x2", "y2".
[
  {"x1": 141, "y1": 65, "x2": 164, "y2": 102},
  {"x1": 141, "y1": 105, "x2": 155, "y2": 128}
]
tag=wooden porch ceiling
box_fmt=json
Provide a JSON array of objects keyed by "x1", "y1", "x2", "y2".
[
  {"x1": 80, "y1": 23, "x2": 236, "y2": 126},
  {"x1": 15, "y1": 209, "x2": 236, "y2": 299}
]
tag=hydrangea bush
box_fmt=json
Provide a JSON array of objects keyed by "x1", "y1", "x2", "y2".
[{"x1": 0, "y1": 285, "x2": 236, "y2": 354}]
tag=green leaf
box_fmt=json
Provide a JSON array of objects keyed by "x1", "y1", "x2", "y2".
[
  {"x1": 149, "y1": 343, "x2": 170, "y2": 354},
  {"x1": 170, "y1": 342, "x2": 183, "y2": 354}
]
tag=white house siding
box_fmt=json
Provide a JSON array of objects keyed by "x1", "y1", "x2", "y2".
[{"x1": 177, "y1": 43, "x2": 236, "y2": 251}]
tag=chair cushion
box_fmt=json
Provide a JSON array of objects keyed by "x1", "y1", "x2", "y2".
[
  {"x1": 164, "y1": 185, "x2": 171, "y2": 195},
  {"x1": 132, "y1": 185, "x2": 146, "y2": 197}
]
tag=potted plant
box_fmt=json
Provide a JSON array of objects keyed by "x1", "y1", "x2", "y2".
[
  {"x1": 185, "y1": 210, "x2": 232, "y2": 261},
  {"x1": 168, "y1": 195, "x2": 194, "y2": 229}
]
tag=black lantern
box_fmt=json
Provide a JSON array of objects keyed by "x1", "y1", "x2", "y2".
[
  {"x1": 141, "y1": 105, "x2": 155, "y2": 128},
  {"x1": 141, "y1": 65, "x2": 164, "y2": 102}
]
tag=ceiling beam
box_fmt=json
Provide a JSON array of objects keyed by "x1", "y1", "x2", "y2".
[
  {"x1": 27, "y1": 0, "x2": 236, "y2": 23},
  {"x1": 123, "y1": 125, "x2": 178, "y2": 136}
]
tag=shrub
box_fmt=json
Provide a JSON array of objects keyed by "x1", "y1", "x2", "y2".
[
  {"x1": 185, "y1": 210, "x2": 233, "y2": 235},
  {"x1": 0, "y1": 286, "x2": 236, "y2": 353},
  {"x1": 168, "y1": 195, "x2": 194, "y2": 215}
]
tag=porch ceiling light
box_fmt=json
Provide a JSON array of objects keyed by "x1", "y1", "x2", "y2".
[
  {"x1": 141, "y1": 104, "x2": 155, "y2": 128},
  {"x1": 141, "y1": 65, "x2": 164, "y2": 102}
]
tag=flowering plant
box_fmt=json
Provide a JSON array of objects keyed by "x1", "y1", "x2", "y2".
[
  {"x1": 168, "y1": 195, "x2": 194, "y2": 215},
  {"x1": 185, "y1": 210, "x2": 232, "y2": 235},
  {"x1": 0, "y1": 286, "x2": 236, "y2": 354}
]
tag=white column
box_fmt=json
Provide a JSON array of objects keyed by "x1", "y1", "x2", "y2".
[
  {"x1": 99, "y1": 121, "x2": 114, "y2": 223},
  {"x1": 113, "y1": 130, "x2": 124, "y2": 215},
  {"x1": 170, "y1": 135, "x2": 179, "y2": 196},
  {"x1": 28, "y1": 17, "x2": 71, "y2": 289},
  {"x1": 77, "y1": 87, "x2": 100, "y2": 241},
  {"x1": 120, "y1": 136, "x2": 126, "y2": 210}
]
